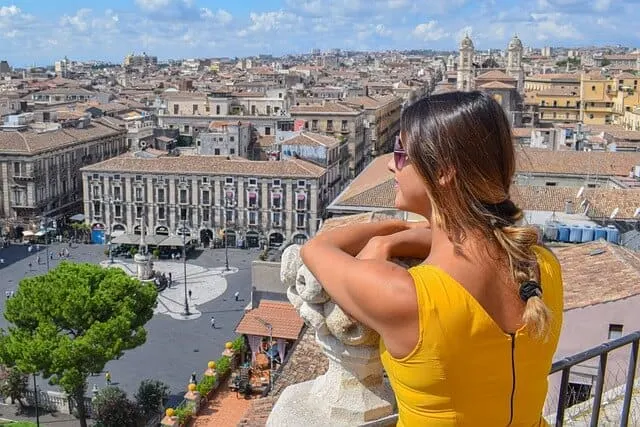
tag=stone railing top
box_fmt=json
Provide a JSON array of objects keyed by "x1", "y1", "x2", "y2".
[{"x1": 282, "y1": 211, "x2": 414, "y2": 348}]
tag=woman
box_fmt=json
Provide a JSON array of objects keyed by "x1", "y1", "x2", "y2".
[{"x1": 301, "y1": 91, "x2": 563, "y2": 426}]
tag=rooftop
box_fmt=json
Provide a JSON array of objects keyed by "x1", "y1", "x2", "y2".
[
  {"x1": 235, "y1": 300, "x2": 305, "y2": 340},
  {"x1": 81, "y1": 154, "x2": 326, "y2": 178}
]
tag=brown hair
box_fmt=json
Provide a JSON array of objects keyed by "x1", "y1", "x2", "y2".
[{"x1": 401, "y1": 91, "x2": 550, "y2": 338}]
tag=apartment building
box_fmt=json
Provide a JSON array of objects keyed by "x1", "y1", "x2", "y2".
[
  {"x1": 279, "y1": 132, "x2": 350, "y2": 202},
  {"x1": 26, "y1": 88, "x2": 96, "y2": 106},
  {"x1": 343, "y1": 95, "x2": 402, "y2": 156},
  {"x1": 197, "y1": 121, "x2": 251, "y2": 157},
  {"x1": 524, "y1": 74, "x2": 581, "y2": 125},
  {"x1": 80, "y1": 155, "x2": 335, "y2": 248},
  {"x1": 290, "y1": 101, "x2": 367, "y2": 177},
  {"x1": 0, "y1": 114, "x2": 127, "y2": 231}
]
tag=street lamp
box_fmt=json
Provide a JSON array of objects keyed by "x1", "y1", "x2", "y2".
[
  {"x1": 33, "y1": 374, "x2": 40, "y2": 426},
  {"x1": 105, "y1": 197, "x2": 113, "y2": 263},
  {"x1": 39, "y1": 218, "x2": 50, "y2": 272},
  {"x1": 223, "y1": 199, "x2": 236, "y2": 272},
  {"x1": 182, "y1": 221, "x2": 190, "y2": 316}
]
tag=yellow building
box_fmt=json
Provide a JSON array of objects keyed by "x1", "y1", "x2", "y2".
[
  {"x1": 580, "y1": 72, "x2": 616, "y2": 125},
  {"x1": 622, "y1": 108, "x2": 640, "y2": 131},
  {"x1": 524, "y1": 73, "x2": 581, "y2": 124}
]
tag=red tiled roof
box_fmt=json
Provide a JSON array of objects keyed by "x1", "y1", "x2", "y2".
[{"x1": 235, "y1": 300, "x2": 304, "y2": 340}]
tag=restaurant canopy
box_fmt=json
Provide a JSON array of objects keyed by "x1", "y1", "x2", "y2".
[{"x1": 157, "y1": 236, "x2": 186, "y2": 247}]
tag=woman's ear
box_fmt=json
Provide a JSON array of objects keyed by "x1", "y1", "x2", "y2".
[{"x1": 437, "y1": 167, "x2": 456, "y2": 186}]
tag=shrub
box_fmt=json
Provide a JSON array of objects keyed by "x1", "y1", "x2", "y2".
[
  {"x1": 134, "y1": 379, "x2": 169, "y2": 421},
  {"x1": 0, "y1": 367, "x2": 28, "y2": 406},
  {"x1": 92, "y1": 386, "x2": 141, "y2": 427},
  {"x1": 152, "y1": 249, "x2": 160, "y2": 259},
  {"x1": 196, "y1": 375, "x2": 216, "y2": 397},
  {"x1": 174, "y1": 402, "x2": 195, "y2": 426},
  {"x1": 231, "y1": 336, "x2": 246, "y2": 353},
  {"x1": 129, "y1": 247, "x2": 138, "y2": 257},
  {"x1": 215, "y1": 355, "x2": 231, "y2": 377}
]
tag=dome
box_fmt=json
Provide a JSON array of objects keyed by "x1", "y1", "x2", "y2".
[
  {"x1": 509, "y1": 35, "x2": 523, "y2": 50},
  {"x1": 460, "y1": 35, "x2": 474, "y2": 50}
]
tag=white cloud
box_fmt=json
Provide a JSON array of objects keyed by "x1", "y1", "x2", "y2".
[
  {"x1": 387, "y1": 0, "x2": 408, "y2": 8},
  {"x1": 135, "y1": 0, "x2": 171, "y2": 11},
  {"x1": 200, "y1": 8, "x2": 232, "y2": 25},
  {"x1": 60, "y1": 9, "x2": 92, "y2": 33},
  {"x1": 413, "y1": 21, "x2": 448, "y2": 41},
  {"x1": 0, "y1": 5, "x2": 20, "y2": 17},
  {"x1": 375, "y1": 24, "x2": 391, "y2": 37},
  {"x1": 243, "y1": 11, "x2": 301, "y2": 33},
  {"x1": 593, "y1": 0, "x2": 611, "y2": 11}
]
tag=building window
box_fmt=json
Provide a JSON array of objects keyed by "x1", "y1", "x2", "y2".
[
  {"x1": 226, "y1": 209, "x2": 234, "y2": 224},
  {"x1": 184, "y1": 125, "x2": 189, "y2": 133},
  {"x1": 216, "y1": 105, "x2": 220, "y2": 115},
  {"x1": 230, "y1": 136, "x2": 235, "y2": 142},
  {"x1": 296, "y1": 212, "x2": 305, "y2": 228},
  {"x1": 273, "y1": 179, "x2": 281, "y2": 187},
  {"x1": 608, "y1": 324, "x2": 624, "y2": 340},
  {"x1": 173, "y1": 104, "x2": 179, "y2": 114},
  {"x1": 114, "y1": 204, "x2": 122, "y2": 218},
  {"x1": 545, "y1": 182, "x2": 557, "y2": 186},
  {"x1": 136, "y1": 206, "x2": 143, "y2": 218},
  {"x1": 214, "y1": 148, "x2": 220, "y2": 155},
  {"x1": 203, "y1": 209, "x2": 210, "y2": 222},
  {"x1": 93, "y1": 186, "x2": 101, "y2": 199},
  {"x1": 249, "y1": 178, "x2": 257, "y2": 186},
  {"x1": 202, "y1": 190, "x2": 210, "y2": 205},
  {"x1": 180, "y1": 189, "x2": 187, "y2": 204},
  {"x1": 271, "y1": 193, "x2": 282, "y2": 209},
  {"x1": 135, "y1": 175, "x2": 142, "y2": 181},
  {"x1": 225, "y1": 191, "x2": 235, "y2": 207},
  {"x1": 297, "y1": 194, "x2": 306, "y2": 210},
  {"x1": 311, "y1": 120, "x2": 318, "y2": 131},
  {"x1": 326, "y1": 120, "x2": 333, "y2": 132},
  {"x1": 566, "y1": 382, "x2": 592, "y2": 408},
  {"x1": 265, "y1": 126, "x2": 271, "y2": 136},
  {"x1": 192, "y1": 104, "x2": 198, "y2": 114},
  {"x1": 297, "y1": 180, "x2": 306, "y2": 188},
  {"x1": 113, "y1": 187, "x2": 121, "y2": 201},
  {"x1": 341, "y1": 120, "x2": 348, "y2": 131},
  {"x1": 248, "y1": 192, "x2": 258, "y2": 208},
  {"x1": 248, "y1": 211, "x2": 257, "y2": 225},
  {"x1": 135, "y1": 187, "x2": 143, "y2": 202},
  {"x1": 230, "y1": 148, "x2": 235, "y2": 155},
  {"x1": 158, "y1": 206, "x2": 165, "y2": 220},
  {"x1": 13, "y1": 162, "x2": 20, "y2": 175},
  {"x1": 591, "y1": 86, "x2": 596, "y2": 91},
  {"x1": 272, "y1": 212, "x2": 281, "y2": 226},
  {"x1": 225, "y1": 177, "x2": 234, "y2": 185},
  {"x1": 202, "y1": 177, "x2": 208, "y2": 184},
  {"x1": 94, "y1": 201, "x2": 101, "y2": 216},
  {"x1": 157, "y1": 188, "x2": 165, "y2": 203}
]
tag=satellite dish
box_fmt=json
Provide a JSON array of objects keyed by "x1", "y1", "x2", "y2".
[
  {"x1": 610, "y1": 207, "x2": 619, "y2": 219},
  {"x1": 576, "y1": 186, "x2": 584, "y2": 199},
  {"x1": 634, "y1": 207, "x2": 640, "y2": 218}
]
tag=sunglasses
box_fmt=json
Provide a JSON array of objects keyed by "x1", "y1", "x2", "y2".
[{"x1": 394, "y1": 135, "x2": 409, "y2": 170}]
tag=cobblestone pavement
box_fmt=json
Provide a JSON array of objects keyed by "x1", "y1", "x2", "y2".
[{"x1": 0, "y1": 242, "x2": 261, "y2": 407}]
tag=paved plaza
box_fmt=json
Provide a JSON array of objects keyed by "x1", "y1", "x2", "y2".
[{"x1": 0, "y1": 241, "x2": 261, "y2": 406}]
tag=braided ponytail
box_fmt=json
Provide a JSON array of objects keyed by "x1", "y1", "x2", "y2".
[{"x1": 488, "y1": 202, "x2": 551, "y2": 340}]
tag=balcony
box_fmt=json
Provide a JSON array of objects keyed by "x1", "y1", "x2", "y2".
[
  {"x1": 266, "y1": 213, "x2": 640, "y2": 427},
  {"x1": 13, "y1": 173, "x2": 35, "y2": 181}
]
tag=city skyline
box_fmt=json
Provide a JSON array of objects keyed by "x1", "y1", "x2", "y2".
[{"x1": 1, "y1": 0, "x2": 639, "y2": 66}]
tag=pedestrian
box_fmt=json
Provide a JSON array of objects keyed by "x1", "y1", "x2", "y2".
[
  {"x1": 168, "y1": 272, "x2": 172, "y2": 284},
  {"x1": 50, "y1": 252, "x2": 53, "y2": 260},
  {"x1": 105, "y1": 371, "x2": 111, "y2": 386},
  {"x1": 189, "y1": 372, "x2": 197, "y2": 385},
  {"x1": 188, "y1": 289, "x2": 192, "y2": 299},
  {"x1": 36, "y1": 244, "x2": 40, "y2": 251},
  {"x1": 28, "y1": 245, "x2": 32, "y2": 253},
  {"x1": 36, "y1": 255, "x2": 40, "y2": 265},
  {"x1": 234, "y1": 291, "x2": 240, "y2": 301},
  {"x1": 5, "y1": 290, "x2": 9, "y2": 299},
  {"x1": 0, "y1": 258, "x2": 4, "y2": 264},
  {"x1": 28, "y1": 262, "x2": 32, "y2": 270},
  {"x1": 210, "y1": 317, "x2": 215, "y2": 328}
]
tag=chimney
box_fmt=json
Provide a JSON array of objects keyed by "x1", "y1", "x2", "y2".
[{"x1": 565, "y1": 200, "x2": 574, "y2": 214}]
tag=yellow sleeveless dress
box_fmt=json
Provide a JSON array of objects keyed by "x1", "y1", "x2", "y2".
[{"x1": 380, "y1": 246, "x2": 563, "y2": 426}]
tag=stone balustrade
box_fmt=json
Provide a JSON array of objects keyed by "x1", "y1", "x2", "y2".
[{"x1": 268, "y1": 212, "x2": 418, "y2": 427}]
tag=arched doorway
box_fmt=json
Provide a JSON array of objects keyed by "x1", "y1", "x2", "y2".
[
  {"x1": 91, "y1": 223, "x2": 105, "y2": 244},
  {"x1": 269, "y1": 232, "x2": 284, "y2": 248},
  {"x1": 292, "y1": 233, "x2": 308, "y2": 245},
  {"x1": 155, "y1": 226, "x2": 169, "y2": 236},
  {"x1": 246, "y1": 231, "x2": 260, "y2": 248},
  {"x1": 200, "y1": 229, "x2": 214, "y2": 247},
  {"x1": 112, "y1": 224, "x2": 126, "y2": 232},
  {"x1": 223, "y1": 229, "x2": 237, "y2": 248},
  {"x1": 133, "y1": 225, "x2": 141, "y2": 235}
]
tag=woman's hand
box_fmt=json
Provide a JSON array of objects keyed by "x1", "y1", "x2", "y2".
[{"x1": 357, "y1": 223, "x2": 432, "y2": 262}]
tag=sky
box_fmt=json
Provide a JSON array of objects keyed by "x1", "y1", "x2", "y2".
[{"x1": 1, "y1": 0, "x2": 639, "y2": 66}]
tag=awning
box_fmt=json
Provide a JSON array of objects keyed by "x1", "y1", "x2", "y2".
[
  {"x1": 297, "y1": 194, "x2": 306, "y2": 200},
  {"x1": 272, "y1": 193, "x2": 281, "y2": 199},
  {"x1": 248, "y1": 192, "x2": 257, "y2": 199},
  {"x1": 35, "y1": 230, "x2": 46, "y2": 237},
  {"x1": 110, "y1": 230, "x2": 125, "y2": 237},
  {"x1": 69, "y1": 213, "x2": 85, "y2": 222},
  {"x1": 22, "y1": 230, "x2": 34, "y2": 237},
  {"x1": 111, "y1": 234, "x2": 141, "y2": 245},
  {"x1": 158, "y1": 236, "x2": 186, "y2": 247}
]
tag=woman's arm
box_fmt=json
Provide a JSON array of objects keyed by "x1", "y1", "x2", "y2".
[{"x1": 300, "y1": 220, "x2": 425, "y2": 334}]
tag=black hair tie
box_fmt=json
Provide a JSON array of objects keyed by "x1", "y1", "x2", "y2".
[
  {"x1": 483, "y1": 199, "x2": 519, "y2": 226},
  {"x1": 519, "y1": 280, "x2": 542, "y2": 302}
]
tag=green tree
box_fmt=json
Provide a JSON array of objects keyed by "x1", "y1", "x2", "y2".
[
  {"x1": 92, "y1": 386, "x2": 141, "y2": 427},
  {"x1": 0, "y1": 262, "x2": 157, "y2": 427},
  {"x1": 0, "y1": 366, "x2": 28, "y2": 407},
  {"x1": 134, "y1": 379, "x2": 169, "y2": 421}
]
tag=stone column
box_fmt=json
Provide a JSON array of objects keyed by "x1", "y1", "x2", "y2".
[{"x1": 267, "y1": 238, "x2": 396, "y2": 427}]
